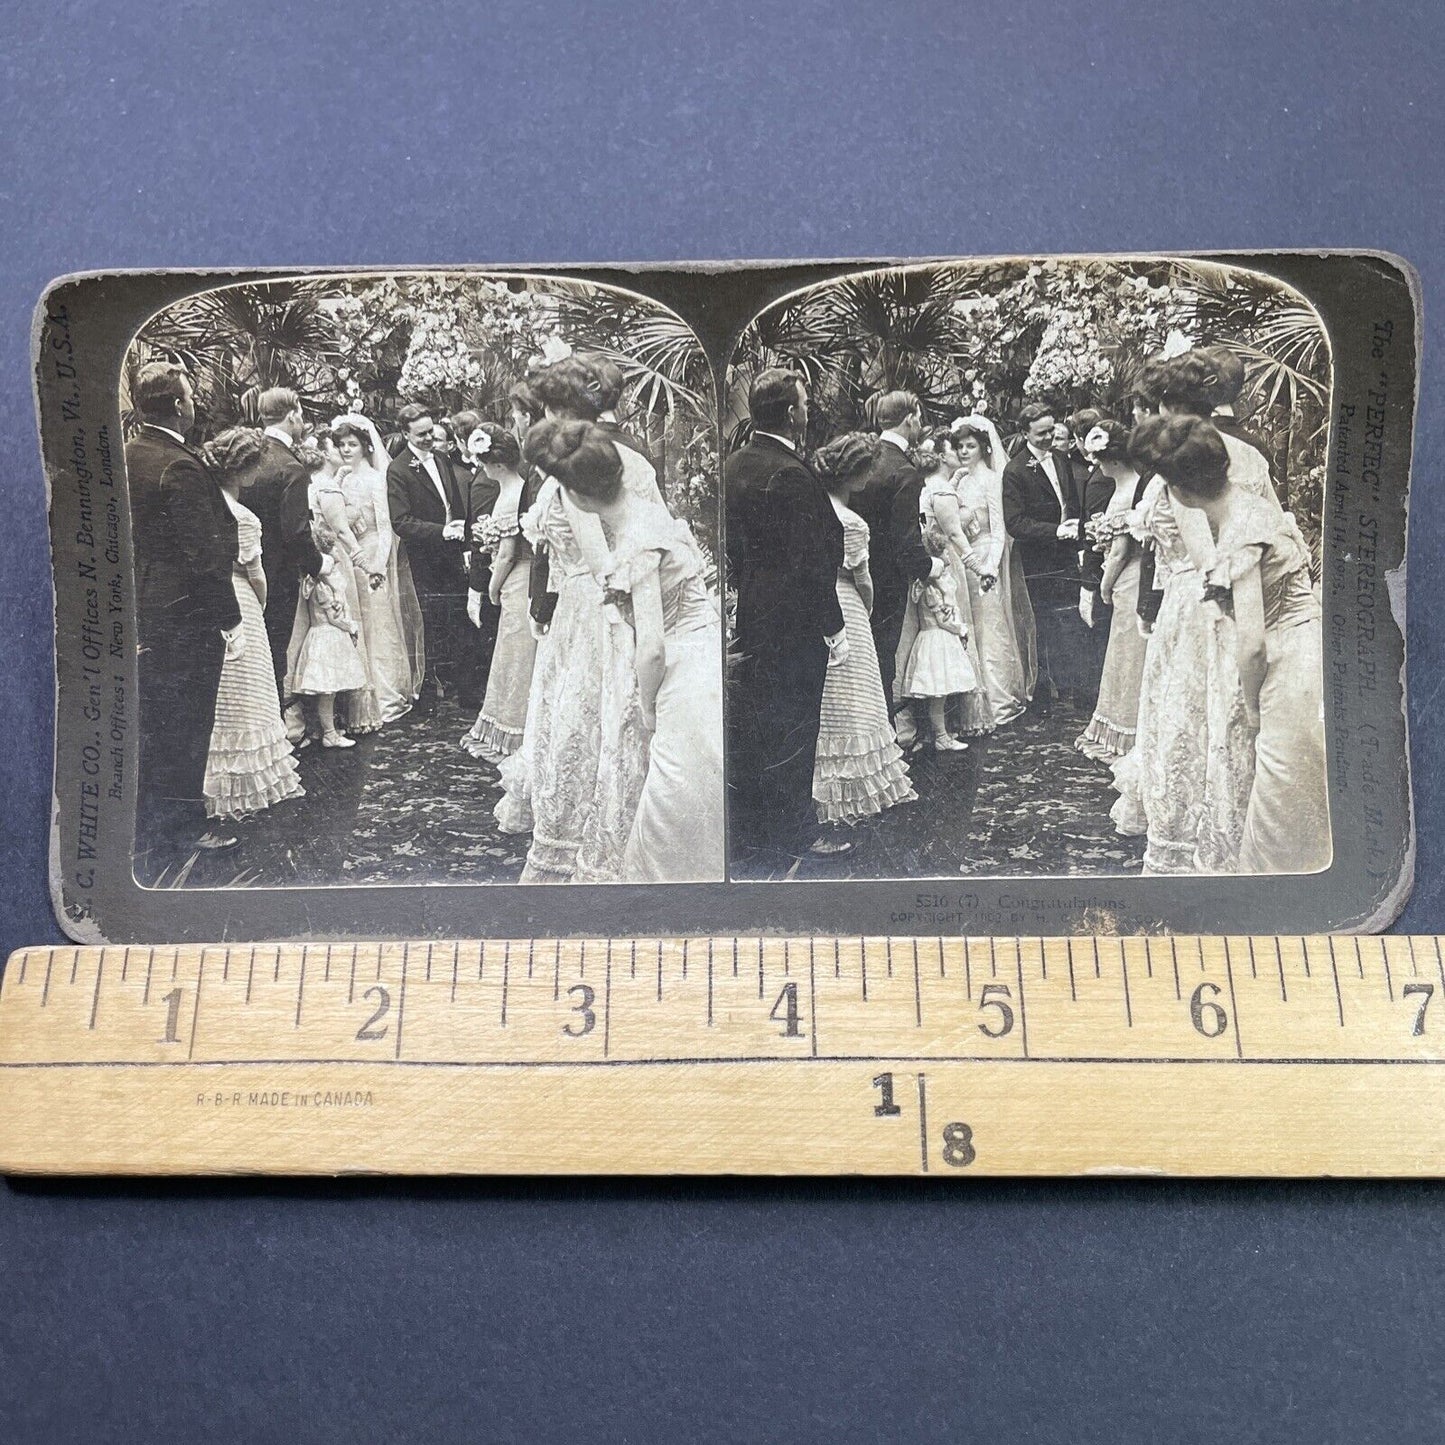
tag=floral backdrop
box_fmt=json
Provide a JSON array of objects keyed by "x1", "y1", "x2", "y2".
[
  {"x1": 726, "y1": 259, "x2": 1330, "y2": 555},
  {"x1": 123, "y1": 273, "x2": 720, "y2": 567}
]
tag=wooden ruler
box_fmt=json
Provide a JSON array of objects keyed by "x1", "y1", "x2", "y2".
[{"x1": 1, "y1": 935, "x2": 1442, "y2": 1176}]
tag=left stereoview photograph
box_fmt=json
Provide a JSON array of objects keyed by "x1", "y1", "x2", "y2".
[{"x1": 69, "y1": 271, "x2": 724, "y2": 897}]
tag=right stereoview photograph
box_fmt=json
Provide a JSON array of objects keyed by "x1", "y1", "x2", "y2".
[{"x1": 722, "y1": 257, "x2": 1332, "y2": 882}]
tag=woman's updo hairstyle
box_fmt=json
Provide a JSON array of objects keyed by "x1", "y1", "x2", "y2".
[
  {"x1": 330, "y1": 418, "x2": 375, "y2": 460},
  {"x1": 1197, "y1": 345, "x2": 1247, "y2": 408},
  {"x1": 201, "y1": 426, "x2": 266, "y2": 476},
  {"x1": 1129, "y1": 415, "x2": 1230, "y2": 498},
  {"x1": 532, "y1": 357, "x2": 606, "y2": 420},
  {"x1": 1067, "y1": 407, "x2": 1106, "y2": 442},
  {"x1": 581, "y1": 355, "x2": 627, "y2": 414},
  {"x1": 508, "y1": 380, "x2": 545, "y2": 425},
  {"x1": 812, "y1": 431, "x2": 878, "y2": 490},
  {"x1": 1152, "y1": 352, "x2": 1221, "y2": 417},
  {"x1": 468, "y1": 421, "x2": 522, "y2": 470},
  {"x1": 1081, "y1": 417, "x2": 1132, "y2": 464},
  {"x1": 295, "y1": 442, "x2": 329, "y2": 475},
  {"x1": 523, "y1": 418, "x2": 623, "y2": 502},
  {"x1": 913, "y1": 431, "x2": 953, "y2": 478}
]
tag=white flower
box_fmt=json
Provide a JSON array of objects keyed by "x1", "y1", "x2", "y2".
[
  {"x1": 1082, "y1": 424, "x2": 1112, "y2": 457},
  {"x1": 1161, "y1": 328, "x2": 1195, "y2": 359}
]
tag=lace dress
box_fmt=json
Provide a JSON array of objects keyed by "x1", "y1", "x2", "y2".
[
  {"x1": 462, "y1": 480, "x2": 537, "y2": 762},
  {"x1": 913, "y1": 474, "x2": 992, "y2": 733},
  {"x1": 203, "y1": 496, "x2": 304, "y2": 819},
  {"x1": 604, "y1": 513, "x2": 726, "y2": 883},
  {"x1": 283, "y1": 479, "x2": 372, "y2": 705},
  {"x1": 1205, "y1": 497, "x2": 1329, "y2": 874},
  {"x1": 812, "y1": 501, "x2": 916, "y2": 825},
  {"x1": 1110, "y1": 433, "x2": 1282, "y2": 873},
  {"x1": 495, "y1": 446, "x2": 664, "y2": 883},
  {"x1": 954, "y1": 465, "x2": 1037, "y2": 725},
  {"x1": 341, "y1": 464, "x2": 419, "y2": 722},
  {"x1": 1076, "y1": 475, "x2": 1151, "y2": 761}
]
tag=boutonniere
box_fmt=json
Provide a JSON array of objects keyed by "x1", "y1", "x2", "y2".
[{"x1": 409, "y1": 454, "x2": 424, "y2": 469}]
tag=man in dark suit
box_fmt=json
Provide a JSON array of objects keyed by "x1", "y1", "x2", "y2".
[
  {"x1": 387, "y1": 401, "x2": 472, "y2": 714},
  {"x1": 125, "y1": 363, "x2": 242, "y2": 870},
  {"x1": 851, "y1": 390, "x2": 940, "y2": 743},
  {"x1": 244, "y1": 388, "x2": 324, "y2": 739},
  {"x1": 725, "y1": 369, "x2": 848, "y2": 876},
  {"x1": 1003, "y1": 402, "x2": 1088, "y2": 710}
]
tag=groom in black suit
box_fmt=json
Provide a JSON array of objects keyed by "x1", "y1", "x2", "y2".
[
  {"x1": 246, "y1": 387, "x2": 325, "y2": 736},
  {"x1": 387, "y1": 402, "x2": 473, "y2": 714},
  {"x1": 1002, "y1": 402, "x2": 1086, "y2": 709},
  {"x1": 850, "y1": 390, "x2": 939, "y2": 740},
  {"x1": 125, "y1": 362, "x2": 242, "y2": 869},
  {"x1": 725, "y1": 369, "x2": 847, "y2": 875}
]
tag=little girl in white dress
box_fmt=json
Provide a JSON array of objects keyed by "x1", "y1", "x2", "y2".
[
  {"x1": 285, "y1": 455, "x2": 371, "y2": 748},
  {"x1": 897, "y1": 566, "x2": 978, "y2": 752}
]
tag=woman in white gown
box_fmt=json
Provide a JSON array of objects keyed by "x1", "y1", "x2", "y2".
[
  {"x1": 1110, "y1": 351, "x2": 1285, "y2": 873},
  {"x1": 1136, "y1": 415, "x2": 1328, "y2": 873},
  {"x1": 460, "y1": 423, "x2": 538, "y2": 763},
  {"x1": 1074, "y1": 419, "x2": 1152, "y2": 762},
  {"x1": 949, "y1": 416, "x2": 1037, "y2": 726},
  {"x1": 495, "y1": 357, "x2": 671, "y2": 883},
  {"x1": 331, "y1": 415, "x2": 424, "y2": 723},
  {"x1": 202, "y1": 429, "x2": 305, "y2": 818},
  {"x1": 525, "y1": 419, "x2": 724, "y2": 883}
]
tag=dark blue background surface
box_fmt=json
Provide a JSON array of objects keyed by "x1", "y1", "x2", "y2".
[{"x1": 2, "y1": 2, "x2": 1442, "y2": 1438}]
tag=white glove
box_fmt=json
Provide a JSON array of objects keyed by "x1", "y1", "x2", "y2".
[
  {"x1": 443, "y1": 519, "x2": 466, "y2": 542},
  {"x1": 467, "y1": 590, "x2": 482, "y2": 629},
  {"x1": 1079, "y1": 589, "x2": 1097, "y2": 628},
  {"x1": 1056, "y1": 519, "x2": 1080, "y2": 541}
]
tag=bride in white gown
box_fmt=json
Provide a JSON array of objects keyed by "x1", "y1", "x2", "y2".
[
  {"x1": 331, "y1": 414, "x2": 426, "y2": 722},
  {"x1": 949, "y1": 416, "x2": 1037, "y2": 725}
]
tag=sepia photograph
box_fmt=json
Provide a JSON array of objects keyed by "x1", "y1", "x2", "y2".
[
  {"x1": 122, "y1": 272, "x2": 723, "y2": 889},
  {"x1": 724, "y1": 258, "x2": 1333, "y2": 881},
  {"x1": 39, "y1": 254, "x2": 1410, "y2": 942}
]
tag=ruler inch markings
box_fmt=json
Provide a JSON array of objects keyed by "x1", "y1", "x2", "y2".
[
  {"x1": 9, "y1": 935, "x2": 1445, "y2": 1176},
  {"x1": 916, "y1": 1073, "x2": 929, "y2": 1173},
  {"x1": 500, "y1": 942, "x2": 510, "y2": 1028},
  {"x1": 1120, "y1": 938, "x2": 1133, "y2": 1028},
  {"x1": 1223, "y1": 938, "x2": 1244, "y2": 1060},
  {"x1": 1015, "y1": 942, "x2": 1030, "y2": 1059},
  {"x1": 808, "y1": 939, "x2": 818, "y2": 1057},
  {"x1": 602, "y1": 940, "x2": 613, "y2": 1059},
  {"x1": 396, "y1": 948, "x2": 414, "y2": 1061},
  {"x1": 187, "y1": 953, "x2": 205, "y2": 1060},
  {"x1": 1327, "y1": 941, "x2": 1345, "y2": 1027},
  {"x1": 911, "y1": 939, "x2": 922, "y2": 1029},
  {"x1": 88, "y1": 953, "x2": 104, "y2": 1031}
]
